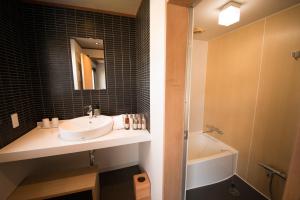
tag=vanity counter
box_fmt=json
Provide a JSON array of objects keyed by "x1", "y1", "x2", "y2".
[{"x1": 0, "y1": 127, "x2": 151, "y2": 163}]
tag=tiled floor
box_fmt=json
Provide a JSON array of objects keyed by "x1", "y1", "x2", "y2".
[
  {"x1": 49, "y1": 167, "x2": 267, "y2": 200},
  {"x1": 186, "y1": 175, "x2": 268, "y2": 200},
  {"x1": 100, "y1": 165, "x2": 141, "y2": 200},
  {"x1": 48, "y1": 165, "x2": 141, "y2": 200}
]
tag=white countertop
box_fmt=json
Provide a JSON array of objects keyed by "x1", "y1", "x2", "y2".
[{"x1": 0, "y1": 127, "x2": 151, "y2": 163}]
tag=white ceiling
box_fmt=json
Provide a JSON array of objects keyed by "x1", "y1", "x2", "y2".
[
  {"x1": 35, "y1": 0, "x2": 142, "y2": 16},
  {"x1": 194, "y1": 0, "x2": 300, "y2": 41},
  {"x1": 74, "y1": 37, "x2": 104, "y2": 49}
]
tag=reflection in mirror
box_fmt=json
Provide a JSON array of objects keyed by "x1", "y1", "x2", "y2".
[{"x1": 70, "y1": 37, "x2": 107, "y2": 90}]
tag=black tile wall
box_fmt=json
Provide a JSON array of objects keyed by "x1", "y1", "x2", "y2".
[
  {"x1": 0, "y1": 0, "x2": 38, "y2": 148},
  {"x1": 136, "y1": 0, "x2": 150, "y2": 130},
  {"x1": 22, "y1": 3, "x2": 138, "y2": 120}
]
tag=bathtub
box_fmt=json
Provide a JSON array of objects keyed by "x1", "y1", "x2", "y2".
[{"x1": 186, "y1": 132, "x2": 238, "y2": 190}]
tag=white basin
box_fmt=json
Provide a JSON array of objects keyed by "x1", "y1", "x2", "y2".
[{"x1": 59, "y1": 116, "x2": 113, "y2": 141}]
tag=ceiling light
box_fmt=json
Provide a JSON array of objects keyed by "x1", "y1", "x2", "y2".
[{"x1": 218, "y1": 1, "x2": 241, "y2": 26}]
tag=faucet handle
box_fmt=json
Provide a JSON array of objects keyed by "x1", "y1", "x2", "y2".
[
  {"x1": 203, "y1": 125, "x2": 224, "y2": 135},
  {"x1": 84, "y1": 105, "x2": 92, "y2": 110},
  {"x1": 84, "y1": 105, "x2": 93, "y2": 115}
]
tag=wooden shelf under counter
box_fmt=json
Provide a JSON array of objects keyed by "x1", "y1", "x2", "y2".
[{"x1": 8, "y1": 166, "x2": 99, "y2": 200}]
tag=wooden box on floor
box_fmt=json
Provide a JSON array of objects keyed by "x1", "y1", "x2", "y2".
[
  {"x1": 133, "y1": 172, "x2": 151, "y2": 200},
  {"x1": 8, "y1": 167, "x2": 99, "y2": 200}
]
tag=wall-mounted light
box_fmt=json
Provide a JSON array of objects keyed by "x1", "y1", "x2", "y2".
[{"x1": 218, "y1": 1, "x2": 241, "y2": 26}]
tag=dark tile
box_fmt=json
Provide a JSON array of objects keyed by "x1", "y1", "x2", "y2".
[
  {"x1": 0, "y1": 0, "x2": 37, "y2": 148},
  {"x1": 186, "y1": 175, "x2": 268, "y2": 200},
  {"x1": 136, "y1": 0, "x2": 150, "y2": 130},
  {"x1": 46, "y1": 190, "x2": 92, "y2": 200},
  {"x1": 100, "y1": 165, "x2": 141, "y2": 200},
  {"x1": 22, "y1": 2, "x2": 140, "y2": 120}
]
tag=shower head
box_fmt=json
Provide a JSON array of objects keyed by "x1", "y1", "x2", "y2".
[{"x1": 193, "y1": 27, "x2": 205, "y2": 34}]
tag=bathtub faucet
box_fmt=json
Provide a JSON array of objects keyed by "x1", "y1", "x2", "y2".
[{"x1": 203, "y1": 125, "x2": 224, "y2": 135}]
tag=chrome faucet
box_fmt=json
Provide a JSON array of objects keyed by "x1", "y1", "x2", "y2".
[
  {"x1": 203, "y1": 125, "x2": 224, "y2": 135},
  {"x1": 85, "y1": 105, "x2": 93, "y2": 119}
]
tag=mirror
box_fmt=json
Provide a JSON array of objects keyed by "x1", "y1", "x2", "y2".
[{"x1": 70, "y1": 37, "x2": 107, "y2": 90}]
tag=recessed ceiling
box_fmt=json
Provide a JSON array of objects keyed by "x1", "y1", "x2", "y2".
[
  {"x1": 33, "y1": 0, "x2": 142, "y2": 16},
  {"x1": 194, "y1": 0, "x2": 300, "y2": 41}
]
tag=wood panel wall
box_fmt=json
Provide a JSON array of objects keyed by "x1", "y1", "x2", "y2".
[
  {"x1": 204, "y1": 20, "x2": 265, "y2": 178},
  {"x1": 283, "y1": 129, "x2": 300, "y2": 200},
  {"x1": 247, "y1": 6, "x2": 300, "y2": 199},
  {"x1": 81, "y1": 54, "x2": 94, "y2": 89},
  {"x1": 164, "y1": 3, "x2": 189, "y2": 200}
]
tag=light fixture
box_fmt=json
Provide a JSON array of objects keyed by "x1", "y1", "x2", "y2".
[{"x1": 218, "y1": 1, "x2": 241, "y2": 26}]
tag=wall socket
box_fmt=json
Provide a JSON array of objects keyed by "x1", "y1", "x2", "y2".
[{"x1": 11, "y1": 113, "x2": 19, "y2": 128}]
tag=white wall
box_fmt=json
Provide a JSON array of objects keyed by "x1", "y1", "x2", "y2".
[
  {"x1": 139, "y1": 0, "x2": 166, "y2": 199},
  {"x1": 95, "y1": 63, "x2": 106, "y2": 90},
  {"x1": 70, "y1": 39, "x2": 83, "y2": 90},
  {"x1": 189, "y1": 40, "x2": 208, "y2": 132},
  {"x1": 0, "y1": 144, "x2": 139, "y2": 199},
  {"x1": 0, "y1": 160, "x2": 38, "y2": 200},
  {"x1": 36, "y1": 144, "x2": 139, "y2": 173}
]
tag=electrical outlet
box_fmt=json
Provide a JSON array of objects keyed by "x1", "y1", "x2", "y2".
[{"x1": 11, "y1": 113, "x2": 19, "y2": 128}]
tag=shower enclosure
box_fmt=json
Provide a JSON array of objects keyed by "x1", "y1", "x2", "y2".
[{"x1": 184, "y1": 4, "x2": 300, "y2": 200}]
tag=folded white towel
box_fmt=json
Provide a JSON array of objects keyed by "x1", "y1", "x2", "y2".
[{"x1": 112, "y1": 114, "x2": 125, "y2": 130}]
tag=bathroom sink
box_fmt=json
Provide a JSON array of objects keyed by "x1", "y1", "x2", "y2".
[{"x1": 59, "y1": 116, "x2": 113, "y2": 141}]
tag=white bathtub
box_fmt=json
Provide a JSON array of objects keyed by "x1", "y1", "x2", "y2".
[{"x1": 186, "y1": 132, "x2": 238, "y2": 190}]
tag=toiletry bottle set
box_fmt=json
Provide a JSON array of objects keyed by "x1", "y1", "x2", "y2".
[
  {"x1": 124, "y1": 114, "x2": 130, "y2": 130},
  {"x1": 124, "y1": 114, "x2": 146, "y2": 130}
]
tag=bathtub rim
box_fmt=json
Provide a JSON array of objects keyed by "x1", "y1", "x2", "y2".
[
  {"x1": 187, "y1": 131, "x2": 238, "y2": 170},
  {"x1": 187, "y1": 150, "x2": 234, "y2": 165},
  {"x1": 186, "y1": 174, "x2": 236, "y2": 190}
]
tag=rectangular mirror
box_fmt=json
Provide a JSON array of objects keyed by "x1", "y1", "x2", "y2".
[{"x1": 70, "y1": 37, "x2": 107, "y2": 90}]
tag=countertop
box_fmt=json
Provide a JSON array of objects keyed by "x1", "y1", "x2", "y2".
[{"x1": 0, "y1": 127, "x2": 151, "y2": 163}]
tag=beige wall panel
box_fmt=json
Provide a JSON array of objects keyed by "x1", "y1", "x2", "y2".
[
  {"x1": 204, "y1": 20, "x2": 265, "y2": 177},
  {"x1": 283, "y1": 128, "x2": 300, "y2": 200},
  {"x1": 247, "y1": 5, "x2": 300, "y2": 200}
]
